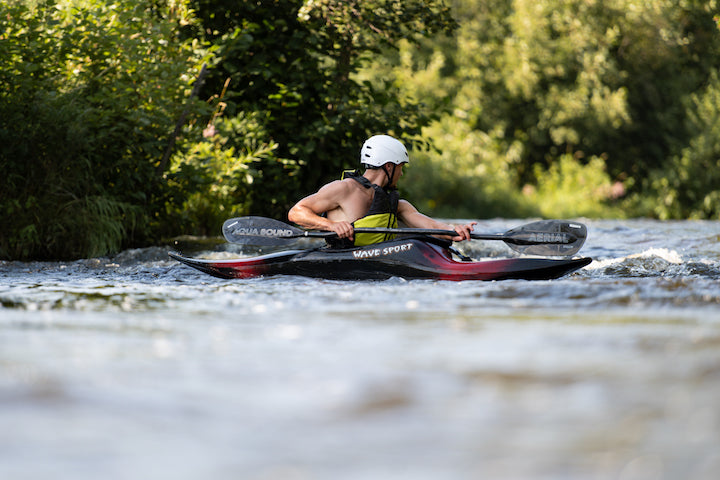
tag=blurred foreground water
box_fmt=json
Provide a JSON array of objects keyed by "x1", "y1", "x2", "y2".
[{"x1": 1, "y1": 219, "x2": 719, "y2": 480}]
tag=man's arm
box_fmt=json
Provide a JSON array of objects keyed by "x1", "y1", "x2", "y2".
[
  {"x1": 397, "y1": 200, "x2": 476, "y2": 241},
  {"x1": 288, "y1": 181, "x2": 355, "y2": 239}
]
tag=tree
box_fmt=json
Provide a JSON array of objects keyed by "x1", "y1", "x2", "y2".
[
  {"x1": 0, "y1": 0, "x2": 205, "y2": 259},
  {"x1": 364, "y1": 0, "x2": 720, "y2": 218},
  {"x1": 186, "y1": 0, "x2": 457, "y2": 218},
  {"x1": 652, "y1": 73, "x2": 720, "y2": 219}
]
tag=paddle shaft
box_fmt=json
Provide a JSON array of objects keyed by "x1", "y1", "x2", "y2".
[{"x1": 282, "y1": 228, "x2": 571, "y2": 245}]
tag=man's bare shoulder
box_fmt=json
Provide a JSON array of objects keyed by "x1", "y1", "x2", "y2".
[{"x1": 318, "y1": 178, "x2": 363, "y2": 196}]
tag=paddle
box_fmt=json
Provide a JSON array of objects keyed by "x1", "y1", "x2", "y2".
[{"x1": 222, "y1": 217, "x2": 587, "y2": 256}]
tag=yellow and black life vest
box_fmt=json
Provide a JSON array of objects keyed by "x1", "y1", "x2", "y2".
[{"x1": 328, "y1": 171, "x2": 400, "y2": 248}]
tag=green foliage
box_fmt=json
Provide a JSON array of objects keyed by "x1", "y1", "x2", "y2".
[
  {"x1": 0, "y1": 0, "x2": 459, "y2": 259},
  {"x1": 189, "y1": 0, "x2": 457, "y2": 201},
  {"x1": 0, "y1": 87, "x2": 142, "y2": 258},
  {"x1": 471, "y1": 0, "x2": 719, "y2": 181},
  {"x1": 366, "y1": 0, "x2": 720, "y2": 219},
  {"x1": 0, "y1": 0, "x2": 207, "y2": 259},
  {"x1": 527, "y1": 155, "x2": 626, "y2": 218},
  {"x1": 3, "y1": 0, "x2": 720, "y2": 261},
  {"x1": 651, "y1": 73, "x2": 720, "y2": 219},
  {"x1": 166, "y1": 113, "x2": 300, "y2": 235},
  {"x1": 402, "y1": 117, "x2": 536, "y2": 218}
]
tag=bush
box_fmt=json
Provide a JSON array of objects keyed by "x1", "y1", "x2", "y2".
[
  {"x1": 166, "y1": 113, "x2": 301, "y2": 235},
  {"x1": 0, "y1": 0, "x2": 207, "y2": 259},
  {"x1": 402, "y1": 117, "x2": 536, "y2": 219},
  {"x1": 527, "y1": 154, "x2": 627, "y2": 218},
  {"x1": 651, "y1": 73, "x2": 720, "y2": 219}
]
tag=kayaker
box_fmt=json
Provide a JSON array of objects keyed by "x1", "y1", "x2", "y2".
[{"x1": 288, "y1": 134, "x2": 477, "y2": 247}]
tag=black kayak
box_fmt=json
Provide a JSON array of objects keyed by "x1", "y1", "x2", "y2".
[{"x1": 169, "y1": 237, "x2": 591, "y2": 281}]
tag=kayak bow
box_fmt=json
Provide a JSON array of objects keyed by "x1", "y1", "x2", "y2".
[{"x1": 169, "y1": 237, "x2": 591, "y2": 281}]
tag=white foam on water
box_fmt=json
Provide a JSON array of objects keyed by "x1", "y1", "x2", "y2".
[
  {"x1": 631, "y1": 247, "x2": 684, "y2": 263},
  {"x1": 585, "y1": 247, "x2": 683, "y2": 270}
]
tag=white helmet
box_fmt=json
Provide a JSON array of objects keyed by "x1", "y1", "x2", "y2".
[{"x1": 360, "y1": 135, "x2": 409, "y2": 167}]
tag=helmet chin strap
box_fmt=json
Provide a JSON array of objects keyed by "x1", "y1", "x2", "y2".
[{"x1": 382, "y1": 164, "x2": 397, "y2": 189}]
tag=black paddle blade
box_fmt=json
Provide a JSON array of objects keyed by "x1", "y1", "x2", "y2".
[
  {"x1": 222, "y1": 217, "x2": 311, "y2": 245},
  {"x1": 503, "y1": 220, "x2": 587, "y2": 256}
]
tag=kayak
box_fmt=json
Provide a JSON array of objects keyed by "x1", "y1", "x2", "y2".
[
  {"x1": 170, "y1": 237, "x2": 591, "y2": 281},
  {"x1": 169, "y1": 237, "x2": 591, "y2": 281}
]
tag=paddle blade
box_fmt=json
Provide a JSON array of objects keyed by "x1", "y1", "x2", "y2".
[
  {"x1": 223, "y1": 216, "x2": 308, "y2": 245},
  {"x1": 504, "y1": 220, "x2": 587, "y2": 256}
]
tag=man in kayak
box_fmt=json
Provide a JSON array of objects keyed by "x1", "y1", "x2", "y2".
[{"x1": 288, "y1": 134, "x2": 477, "y2": 248}]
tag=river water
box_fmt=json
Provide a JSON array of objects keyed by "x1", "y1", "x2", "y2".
[{"x1": 1, "y1": 219, "x2": 719, "y2": 480}]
